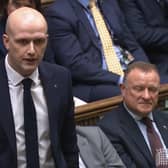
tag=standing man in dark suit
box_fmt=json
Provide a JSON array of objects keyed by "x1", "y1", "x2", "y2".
[
  {"x1": 44, "y1": 0, "x2": 149, "y2": 102},
  {"x1": 1, "y1": 7, "x2": 78, "y2": 168},
  {"x1": 98, "y1": 61, "x2": 168, "y2": 167},
  {"x1": 119, "y1": 0, "x2": 168, "y2": 79}
]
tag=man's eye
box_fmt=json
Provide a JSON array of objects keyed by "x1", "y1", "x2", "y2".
[
  {"x1": 148, "y1": 87, "x2": 159, "y2": 93},
  {"x1": 134, "y1": 86, "x2": 143, "y2": 91},
  {"x1": 17, "y1": 39, "x2": 29, "y2": 45},
  {"x1": 34, "y1": 39, "x2": 46, "y2": 45}
]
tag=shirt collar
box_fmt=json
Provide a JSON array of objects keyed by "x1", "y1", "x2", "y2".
[
  {"x1": 5, "y1": 55, "x2": 40, "y2": 86},
  {"x1": 123, "y1": 102, "x2": 154, "y2": 122},
  {"x1": 78, "y1": 0, "x2": 97, "y2": 9}
]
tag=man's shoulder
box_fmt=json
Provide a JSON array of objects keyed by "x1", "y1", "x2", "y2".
[
  {"x1": 76, "y1": 126, "x2": 106, "y2": 147},
  {"x1": 44, "y1": 0, "x2": 75, "y2": 16},
  {"x1": 154, "y1": 110, "x2": 168, "y2": 122},
  {"x1": 101, "y1": 104, "x2": 124, "y2": 119},
  {"x1": 76, "y1": 126, "x2": 102, "y2": 136},
  {"x1": 40, "y1": 60, "x2": 67, "y2": 69},
  {"x1": 98, "y1": 105, "x2": 124, "y2": 128},
  {"x1": 39, "y1": 61, "x2": 71, "y2": 77},
  {"x1": 45, "y1": 0, "x2": 69, "y2": 8}
]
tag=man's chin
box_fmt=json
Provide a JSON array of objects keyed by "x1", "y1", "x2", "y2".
[
  {"x1": 138, "y1": 108, "x2": 152, "y2": 116},
  {"x1": 140, "y1": 103, "x2": 153, "y2": 109},
  {"x1": 21, "y1": 67, "x2": 36, "y2": 76}
]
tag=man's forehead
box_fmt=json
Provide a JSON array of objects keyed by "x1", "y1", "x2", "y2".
[
  {"x1": 14, "y1": 32, "x2": 48, "y2": 39},
  {"x1": 126, "y1": 69, "x2": 160, "y2": 83},
  {"x1": 128, "y1": 68, "x2": 158, "y2": 77},
  {"x1": 6, "y1": 7, "x2": 47, "y2": 34},
  {"x1": 8, "y1": 21, "x2": 47, "y2": 37}
]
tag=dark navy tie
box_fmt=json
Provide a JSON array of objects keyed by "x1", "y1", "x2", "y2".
[{"x1": 22, "y1": 78, "x2": 40, "y2": 168}]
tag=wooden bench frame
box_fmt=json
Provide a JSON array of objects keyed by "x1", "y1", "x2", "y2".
[{"x1": 75, "y1": 84, "x2": 168, "y2": 125}]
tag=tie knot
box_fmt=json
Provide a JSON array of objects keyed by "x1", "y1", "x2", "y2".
[
  {"x1": 22, "y1": 78, "x2": 33, "y2": 90},
  {"x1": 142, "y1": 117, "x2": 153, "y2": 128},
  {"x1": 89, "y1": 0, "x2": 96, "y2": 8}
]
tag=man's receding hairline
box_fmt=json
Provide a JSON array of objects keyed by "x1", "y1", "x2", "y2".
[
  {"x1": 124, "y1": 67, "x2": 160, "y2": 85},
  {"x1": 123, "y1": 61, "x2": 160, "y2": 84},
  {"x1": 6, "y1": 7, "x2": 47, "y2": 34}
]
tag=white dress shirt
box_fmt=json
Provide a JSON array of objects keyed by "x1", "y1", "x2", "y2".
[
  {"x1": 79, "y1": 155, "x2": 86, "y2": 168},
  {"x1": 5, "y1": 56, "x2": 55, "y2": 168}
]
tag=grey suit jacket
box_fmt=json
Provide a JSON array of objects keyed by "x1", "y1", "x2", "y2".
[{"x1": 76, "y1": 126, "x2": 125, "y2": 168}]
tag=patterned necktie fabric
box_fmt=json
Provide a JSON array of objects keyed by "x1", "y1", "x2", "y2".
[
  {"x1": 142, "y1": 117, "x2": 168, "y2": 167},
  {"x1": 89, "y1": 0, "x2": 124, "y2": 76}
]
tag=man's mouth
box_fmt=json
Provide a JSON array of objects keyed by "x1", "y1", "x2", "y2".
[{"x1": 24, "y1": 58, "x2": 37, "y2": 64}]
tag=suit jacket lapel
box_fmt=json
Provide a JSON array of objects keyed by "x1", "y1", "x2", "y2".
[
  {"x1": 70, "y1": 0, "x2": 101, "y2": 50},
  {"x1": 38, "y1": 63, "x2": 64, "y2": 167},
  {"x1": 120, "y1": 105, "x2": 154, "y2": 165},
  {"x1": 77, "y1": 135, "x2": 95, "y2": 168},
  {"x1": 39, "y1": 63, "x2": 60, "y2": 142},
  {"x1": 100, "y1": 0, "x2": 122, "y2": 37},
  {"x1": 0, "y1": 60, "x2": 17, "y2": 158}
]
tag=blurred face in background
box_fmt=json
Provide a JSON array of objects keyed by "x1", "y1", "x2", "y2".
[{"x1": 7, "y1": 0, "x2": 36, "y2": 15}]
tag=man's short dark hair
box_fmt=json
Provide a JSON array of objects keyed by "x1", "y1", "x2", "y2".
[{"x1": 124, "y1": 61, "x2": 159, "y2": 83}]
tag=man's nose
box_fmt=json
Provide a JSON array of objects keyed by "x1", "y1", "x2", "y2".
[
  {"x1": 28, "y1": 41, "x2": 35, "y2": 54},
  {"x1": 142, "y1": 89, "x2": 150, "y2": 99}
]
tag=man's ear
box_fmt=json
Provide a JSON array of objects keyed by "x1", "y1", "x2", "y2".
[
  {"x1": 3, "y1": 34, "x2": 9, "y2": 50},
  {"x1": 120, "y1": 83, "x2": 125, "y2": 96}
]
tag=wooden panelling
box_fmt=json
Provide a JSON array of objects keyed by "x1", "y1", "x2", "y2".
[{"x1": 75, "y1": 84, "x2": 168, "y2": 125}]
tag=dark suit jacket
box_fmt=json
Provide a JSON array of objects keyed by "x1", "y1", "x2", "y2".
[
  {"x1": 0, "y1": 60, "x2": 79, "y2": 168},
  {"x1": 0, "y1": 16, "x2": 7, "y2": 58},
  {"x1": 44, "y1": 0, "x2": 148, "y2": 101},
  {"x1": 118, "y1": 0, "x2": 168, "y2": 65},
  {"x1": 98, "y1": 104, "x2": 168, "y2": 168}
]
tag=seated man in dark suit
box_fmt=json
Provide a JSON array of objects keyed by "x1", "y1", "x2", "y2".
[
  {"x1": 98, "y1": 61, "x2": 168, "y2": 167},
  {"x1": 119, "y1": 0, "x2": 168, "y2": 79},
  {"x1": 76, "y1": 126, "x2": 126, "y2": 168},
  {"x1": 44, "y1": 0, "x2": 149, "y2": 102},
  {"x1": 1, "y1": 7, "x2": 78, "y2": 168}
]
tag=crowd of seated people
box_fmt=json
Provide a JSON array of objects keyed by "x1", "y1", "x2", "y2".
[
  {"x1": 1, "y1": 0, "x2": 168, "y2": 102},
  {"x1": 43, "y1": 1, "x2": 168, "y2": 166},
  {"x1": 43, "y1": 0, "x2": 149, "y2": 103},
  {"x1": 1, "y1": 0, "x2": 168, "y2": 100},
  {"x1": 0, "y1": 0, "x2": 168, "y2": 167}
]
